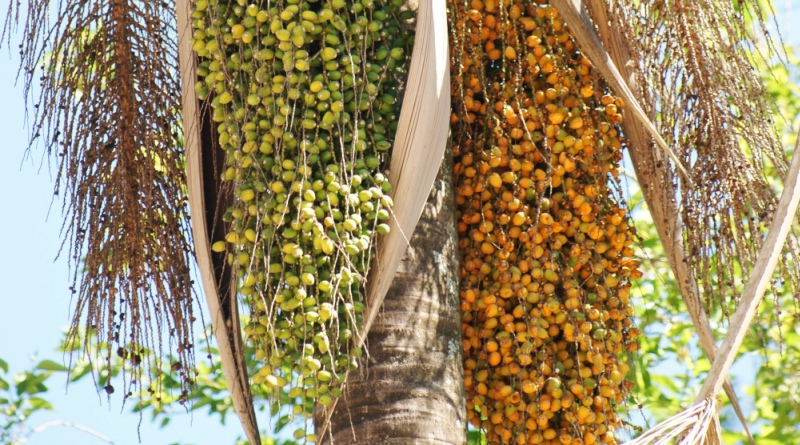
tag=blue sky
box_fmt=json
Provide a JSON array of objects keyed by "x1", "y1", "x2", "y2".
[{"x1": 1, "y1": 3, "x2": 800, "y2": 445}]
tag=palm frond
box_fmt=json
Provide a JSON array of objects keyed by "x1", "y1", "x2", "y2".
[
  {"x1": 695, "y1": 127, "x2": 800, "y2": 402},
  {"x1": 627, "y1": 126, "x2": 800, "y2": 445},
  {"x1": 623, "y1": 399, "x2": 721, "y2": 445},
  {"x1": 624, "y1": 126, "x2": 800, "y2": 444},
  {"x1": 317, "y1": 1, "x2": 449, "y2": 439}
]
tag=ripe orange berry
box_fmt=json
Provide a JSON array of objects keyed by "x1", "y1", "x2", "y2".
[{"x1": 505, "y1": 46, "x2": 518, "y2": 60}]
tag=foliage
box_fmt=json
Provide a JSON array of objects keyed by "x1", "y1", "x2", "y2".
[
  {"x1": 468, "y1": 429, "x2": 487, "y2": 445},
  {"x1": 0, "y1": 329, "x2": 300, "y2": 445},
  {"x1": 0, "y1": 357, "x2": 60, "y2": 445}
]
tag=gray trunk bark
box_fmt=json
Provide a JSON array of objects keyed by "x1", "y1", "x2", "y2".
[{"x1": 316, "y1": 148, "x2": 467, "y2": 445}]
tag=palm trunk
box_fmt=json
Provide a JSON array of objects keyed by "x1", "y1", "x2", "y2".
[{"x1": 317, "y1": 148, "x2": 466, "y2": 445}]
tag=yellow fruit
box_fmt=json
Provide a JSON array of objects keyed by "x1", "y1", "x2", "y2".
[{"x1": 240, "y1": 189, "x2": 255, "y2": 202}]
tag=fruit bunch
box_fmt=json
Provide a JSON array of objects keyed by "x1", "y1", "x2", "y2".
[
  {"x1": 450, "y1": 1, "x2": 641, "y2": 444},
  {"x1": 189, "y1": 0, "x2": 412, "y2": 438}
]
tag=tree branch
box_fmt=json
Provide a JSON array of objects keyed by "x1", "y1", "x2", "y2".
[{"x1": 24, "y1": 420, "x2": 115, "y2": 444}]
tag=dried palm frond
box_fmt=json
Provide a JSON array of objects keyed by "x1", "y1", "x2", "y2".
[
  {"x1": 174, "y1": 0, "x2": 259, "y2": 443},
  {"x1": 315, "y1": 1, "x2": 449, "y2": 440},
  {"x1": 598, "y1": 0, "x2": 800, "y2": 320},
  {"x1": 623, "y1": 398, "x2": 721, "y2": 445},
  {"x1": 4, "y1": 0, "x2": 196, "y2": 396},
  {"x1": 694, "y1": 125, "x2": 800, "y2": 404}
]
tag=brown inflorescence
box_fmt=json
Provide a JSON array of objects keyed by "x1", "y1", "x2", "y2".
[{"x1": 450, "y1": 1, "x2": 642, "y2": 444}]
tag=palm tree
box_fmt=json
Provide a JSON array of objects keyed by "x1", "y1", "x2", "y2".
[{"x1": 5, "y1": 0, "x2": 800, "y2": 444}]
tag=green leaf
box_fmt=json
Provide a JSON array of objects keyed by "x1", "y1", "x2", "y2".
[
  {"x1": 754, "y1": 438, "x2": 786, "y2": 445},
  {"x1": 69, "y1": 365, "x2": 91, "y2": 382},
  {"x1": 16, "y1": 372, "x2": 49, "y2": 396},
  {"x1": 28, "y1": 397, "x2": 54, "y2": 411},
  {"x1": 650, "y1": 374, "x2": 679, "y2": 392},
  {"x1": 191, "y1": 396, "x2": 211, "y2": 411},
  {"x1": 0, "y1": 358, "x2": 8, "y2": 373},
  {"x1": 641, "y1": 237, "x2": 661, "y2": 249},
  {"x1": 36, "y1": 360, "x2": 68, "y2": 372},
  {"x1": 467, "y1": 429, "x2": 487, "y2": 445}
]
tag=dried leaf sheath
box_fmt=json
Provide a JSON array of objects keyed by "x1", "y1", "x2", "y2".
[
  {"x1": 5, "y1": 0, "x2": 196, "y2": 393},
  {"x1": 361, "y1": 0, "x2": 451, "y2": 346},
  {"x1": 174, "y1": 0, "x2": 259, "y2": 441}
]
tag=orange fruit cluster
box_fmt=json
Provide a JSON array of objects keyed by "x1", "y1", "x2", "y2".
[{"x1": 451, "y1": 1, "x2": 642, "y2": 444}]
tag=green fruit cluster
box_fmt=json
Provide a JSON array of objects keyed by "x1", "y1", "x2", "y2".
[{"x1": 189, "y1": 0, "x2": 413, "y2": 439}]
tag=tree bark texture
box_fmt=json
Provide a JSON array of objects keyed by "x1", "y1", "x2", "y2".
[{"x1": 317, "y1": 148, "x2": 467, "y2": 445}]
